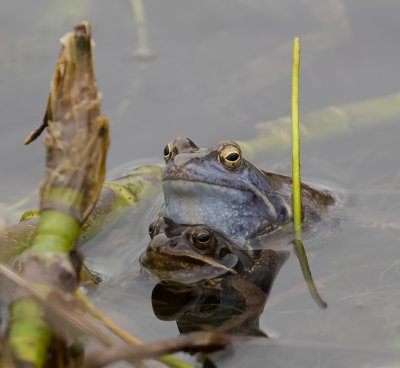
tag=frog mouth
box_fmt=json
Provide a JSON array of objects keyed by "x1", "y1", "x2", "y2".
[
  {"x1": 162, "y1": 176, "x2": 246, "y2": 191},
  {"x1": 143, "y1": 250, "x2": 237, "y2": 274}
]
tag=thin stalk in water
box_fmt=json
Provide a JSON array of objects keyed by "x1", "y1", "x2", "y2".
[
  {"x1": 291, "y1": 36, "x2": 327, "y2": 309},
  {"x1": 292, "y1": 36, "x2": 302, "y2": 240}
]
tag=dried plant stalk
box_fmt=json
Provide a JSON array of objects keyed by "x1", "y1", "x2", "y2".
[
  {"x1": 7, "y1": 22, "x2": 110, "y2": 367},
  {"x1": 36, "y1": 22, "x2": 109, "y2": 223}
]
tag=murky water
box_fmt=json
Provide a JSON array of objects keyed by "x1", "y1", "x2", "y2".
[{"x1": 1, "y1": 1, "x2": 400, "y2": 366}]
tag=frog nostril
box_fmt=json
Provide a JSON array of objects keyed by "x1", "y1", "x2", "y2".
[{"x1": 169, "y1": 241, "x2": 177, "y2": 248}]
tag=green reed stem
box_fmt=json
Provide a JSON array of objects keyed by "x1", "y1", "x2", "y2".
[
  {"x1": 291, "y1": 37, "x2": 327, "y2": 309},
  {"x1": 293, "y1": 238, "x2": 327, "y2": 309},
  {"x1": 291, "y1": 36, "x2": 302, "y2": 239}
]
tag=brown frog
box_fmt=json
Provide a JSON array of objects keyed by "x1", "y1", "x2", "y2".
[{"x1": 140, "y1": 217, "x2": 288, "y2": 335}]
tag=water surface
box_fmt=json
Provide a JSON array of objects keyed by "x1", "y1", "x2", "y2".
[{"x1": 1, "y1": 1, "x2": 400, "y2": 367}]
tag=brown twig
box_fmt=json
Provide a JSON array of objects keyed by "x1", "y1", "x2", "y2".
[{"x1": 83, "y1": 331, "x2": 231, "y2": 368}]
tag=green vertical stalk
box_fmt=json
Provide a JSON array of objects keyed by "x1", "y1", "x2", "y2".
[
  {"x1": 291, "y1": 37, "x2": 327, "y2": 309},
  {"x1": 291, "y1": 36, "x2": 302, "y2": 240}
]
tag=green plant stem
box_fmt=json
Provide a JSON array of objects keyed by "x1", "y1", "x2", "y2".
[
  {"x1": 291, "y1": 36, "x2": 302, "y2": 240},
  {"x1": 293, "y1": 239, "x2": 327, "y2": 309},
  {"x1": 291, "y1": 37, "x2": 327, "y2": 309},
  {"x1": 32, "y1": 210, "x2": 80, "y2": 254},
  {"x1": 8, "y1": 298, "x2": 51, "y2": 368}
]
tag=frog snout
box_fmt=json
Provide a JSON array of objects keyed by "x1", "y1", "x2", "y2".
[{"x1": 148, "y1": 237, "x2": 186, "y2": 253}]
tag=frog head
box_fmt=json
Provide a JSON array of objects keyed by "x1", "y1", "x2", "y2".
[{"x1": 162, "y1": 138, "x2": 291, "y2": 243}]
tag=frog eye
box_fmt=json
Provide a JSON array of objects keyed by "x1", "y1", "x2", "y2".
[
  {"x1": 163, "y1": 142, "x2": 173, "y2": 162},
  {"x1": 148, "y1": 221, "x2": 158, "y2": 238},
  {"x1": 218, "y1": 143, "x2": 242, "y2": 170},
  {"x1": 191, "y1": 228, "x2": 215, "y2": 250}
]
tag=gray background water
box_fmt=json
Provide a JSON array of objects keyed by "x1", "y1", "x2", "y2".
[{"x1": 1, "y1": 1, "x2": 400, "y2": 367}]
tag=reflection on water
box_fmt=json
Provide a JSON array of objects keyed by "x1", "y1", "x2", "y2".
[
  {"x1": 2, "y1": 1, "x2": 400, "y2": 367},
  {"x1": 152, "y1": 277, "x2": 269, "y2": 337}
]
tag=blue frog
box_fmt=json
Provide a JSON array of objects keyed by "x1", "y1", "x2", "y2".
[{"x1": 161, "y1": 137, "x2": 336, "y2": 245}]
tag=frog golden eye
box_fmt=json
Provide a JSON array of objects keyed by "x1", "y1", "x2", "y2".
[
  {"x1": 191, "y1": 228, "x2": 214, "y2": 250},
  {"x1": 163, "y1": 142, "x2": 173, "y2": 162},
  {"x1": 218, "y1": 144, "x2": 242, "y2": 170},
  {"x1": 148, "y1": 221, "x2": 158, "y2": 238}
]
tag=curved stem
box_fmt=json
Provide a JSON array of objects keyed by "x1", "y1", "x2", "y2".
[{"x1": 291, "y1": 37, "x2": 327, "y2": 309}]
